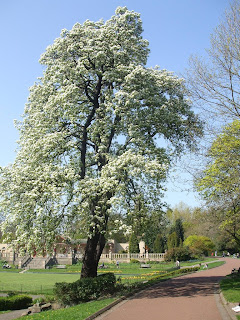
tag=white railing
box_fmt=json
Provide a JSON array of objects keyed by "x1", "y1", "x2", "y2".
[{"x1": 99, "y1": 252, "x2": 165, "y2": 262}]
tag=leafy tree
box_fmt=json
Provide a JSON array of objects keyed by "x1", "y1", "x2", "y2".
[
  {"x1": 167, "y1": 232, "x2": 178, "y2": 249},
  {"x1": 175, "y1": 218, "x2": 184, "y2": 246},
  {"x1": 184, "y1": 235, "x2": 215, "y2": 256},
  {"x1": 187, "y1": 1, "x2": 240, "y2": 123},
  {"x1": 0, "y1": 7, "x2": 202, "y2": 278},
  {"x1": 128, "y1": 233, "x2": 139, "y2": 253},
  {"x1": 153, "y1": 234, "x2": 165, "y2": 253},
  {"x1": 142, "y1": 209, "x2": 169, "y2": 252},
  {"x1": 196, "y1": 120, "x2": 240, "y2": 246},
  {"x1": 167, "y1": 216, "x2": 185, "y2": 248}
]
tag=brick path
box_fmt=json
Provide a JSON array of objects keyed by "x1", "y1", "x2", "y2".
[{"x1": 96, "y1": 258, "x2": 240, "y2": 320}]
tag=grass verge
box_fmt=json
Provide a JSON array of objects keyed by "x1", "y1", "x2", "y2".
[
  {"x1": 220, "y1": 273, "x2": 240, "y2": 303},
  {"x1": 220, "y1": 273, "x2": 240, "y2": 320},
  {"x1": 14, "y1": 298, "x2": 116, "y2": 320}
]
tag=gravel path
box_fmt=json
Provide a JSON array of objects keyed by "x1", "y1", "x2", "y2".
[{"x1": 95, "y1": 258, "x2": 240, "y2": 320}]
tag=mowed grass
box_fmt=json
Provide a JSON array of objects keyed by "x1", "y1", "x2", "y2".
[
  {"x1": 14, "y1": 298, "x2": 116, "y2": 320},
  {"x1": 27, "y1": 262, "x2": 176, "y2": 274},
  {"x1": 0, "y1": 257, "x2": 220, "y2": 294},
  {"x1": 220, "y1": 273, "x2": 240, "y2": 303},
  {"x1": 25, "y1": 257, "x2": 218, "y2": 275},
  {"x1": 0, "y1": 272, "x2": 80, "y2": 294},
  {"x1": 220, "y1": 273, "x2": 240, "y2": 320}
]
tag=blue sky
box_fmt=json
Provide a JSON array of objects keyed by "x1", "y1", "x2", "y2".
[{"x1": 0, "y1": 0, "x2": 230, "y2": 208}]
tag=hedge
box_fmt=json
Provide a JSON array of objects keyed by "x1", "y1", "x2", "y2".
[
  {"x1": 0, "y1": 295, "x2": 32, "y2": 311},
  {"x1": 54, "y1": 272, "x2": 116, "y2": 306}
]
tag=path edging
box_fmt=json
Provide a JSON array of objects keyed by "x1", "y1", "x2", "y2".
[{"x1": 219, "y1": 291, "x2": 237, "y2": 320}]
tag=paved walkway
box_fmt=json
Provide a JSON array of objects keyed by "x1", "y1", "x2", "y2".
[{"x1": 96, "y1": 258, "x2": 240, "y2": 320}]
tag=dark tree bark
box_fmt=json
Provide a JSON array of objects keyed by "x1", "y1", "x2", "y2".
[{"x1": 81, "y1": 231, "x2": 106, "y2": 278}]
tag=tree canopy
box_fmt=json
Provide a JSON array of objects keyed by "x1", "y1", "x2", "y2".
[
  {"x1": 0, "y1": 7, "x2": 202, "y2": 278},
  {"x1": 196, "y1": 120, "x2": 240, "y2": 245}
]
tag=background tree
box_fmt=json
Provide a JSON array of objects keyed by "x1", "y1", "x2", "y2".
[
  {"x1": 167, "y1": 232, "x2": 178, "y2": 249},
  {"x1": 128, "y1": 232, "x2": 139, "y2": 253},
  {"x1": 175, "y1": 218, "x2": 184, "y2": 246},
  {"x1": 196, "y1": 120, "x2": 240, "y2": 247},
  {"x1": 0, "y1": 7, "x2": 202, "y2": 278},
  {"x1": 187, "y1": 0, "x2": 240, "y2": 124},
  {"x1": 153, "y1": 234, "x2": 165, "y2": 253},
  {"x1": 184, "y1": 235, "x2": 215, "y2": 256}
]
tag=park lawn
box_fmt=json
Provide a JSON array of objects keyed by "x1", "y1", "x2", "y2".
[
  {"x1": 179, "y1": 257, "x2": 219, "y2": 267},
  {"x1": 220, "y1": 273, "x2": 240, "y2": 320},
  {"x1": 119, "y1": 260, "x2": 225, "y2": 284},
  {"x1": 0, "y1": 272, "x2": 80, "y2": 294},
  {"x1": 14, "y1": 298, "x2": 116, "y2": 320},
  {"x1": 26, "y1": 258, "x2": 216, "y2": 275},
  {"x1": 26, "y1": 262, "x2": 176, "y2": 274},
  {"x1": 201, "y1": 261, "x2": 225, "y2": 269},
  {"x1": 220, "y1": 273, "x2": 240, "y2": 303},
  {"x1": 0, "y1": 258, "x2": 221, "y2": 294}
]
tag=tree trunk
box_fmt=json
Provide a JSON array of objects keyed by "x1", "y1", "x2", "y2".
[{"x1": 80, "y1": 232, "x2": 106, "y2": 278}]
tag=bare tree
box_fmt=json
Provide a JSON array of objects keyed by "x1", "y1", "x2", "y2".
[{"x1": 187, "y1": 0, "x2": 240, "y2": 125}]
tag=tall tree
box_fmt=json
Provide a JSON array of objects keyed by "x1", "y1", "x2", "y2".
[
  {"x1": 175, "y1": 218, "x2": 184, "y2": 246},
  {"x1": 153, "y1": 234, "x2": 165, "y2": 253},
  {"x1": 167, "y1": 232, "x2": 178, "y2": 249},
  {"x1": 128, "y1": 232, "x2": 139, "y2": 253},
  {"x1": 187, "y1": 0, "x2": 240, "y2": 123},
  {"x1": 196, "y1": 120, "x2": 240, "y2": 246},
  {"x1": 0, "y1": 7, "x2": 202, "y2": 278}
]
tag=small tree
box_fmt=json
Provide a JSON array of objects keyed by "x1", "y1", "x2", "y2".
[
  {"x1": 184, "y1": 235, "x2": 215, "y2": 256},
  {"x1": 128, "y1": 233, "x2": 139, "y2": 253},
  {"x1": 153, "y1": 234, "x2": 165, "y2": 253},
  {"x1": 175, "y1": 218, "x2": 184, "y2": 246},
  {"x1": 167, "y1": 232, "x2": 178, "y2": 249}
]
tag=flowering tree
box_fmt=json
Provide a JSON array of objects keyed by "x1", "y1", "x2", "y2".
[{"x1": 0, "y1": 7, "x2": 202, "y2": 278}]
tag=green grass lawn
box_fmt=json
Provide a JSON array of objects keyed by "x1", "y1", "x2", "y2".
[
  {"x1": 220, "y1": 273, "x2": 240, "y2": 320},
  {"x1": 14, "y1": 298, "x2": 116, "y2": 320},
  {"x1": 0, "y1": 257, "x2": 219, "y2": 295},
  {"x1": 22, "y1": 257, "x2": 218, "y2": 275},
  {"x1": 220, "y1": 273, "x2": 240, "y2": 303},
  {"x1": 0, "y1": 272, "x2": 81, "y2": 294},
  {"x1": 26, "y1": 262, "x2": 177, "y2": 274}
]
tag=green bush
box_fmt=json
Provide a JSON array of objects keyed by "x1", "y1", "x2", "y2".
[
  {"x1": 130, "y1": 259, "x2": 139, "y2": 263},
  {"x1": 54, "y1": 272, "x2": 116, "y2": 306},
  {"x1": 0, "y1": 295, "x2": 32, "y2": 311},
  {"x1": 165, "y1": 247, "x2": 193, "y2": 262},
  {"x1": 184, "y1": 235, "x2": 215, "y2": 256}
]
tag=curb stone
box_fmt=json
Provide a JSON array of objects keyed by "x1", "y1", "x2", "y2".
[
  {"x1": 85, "y1": 297, "x2": 125, "y2": 320},
  {"x1": 219, "y1": 291, "x2": 238, "y2": 320}
]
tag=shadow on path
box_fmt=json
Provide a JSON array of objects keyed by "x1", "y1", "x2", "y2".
[{"x1": 134, "y1": 275, "x2": 225, "y2": 299}]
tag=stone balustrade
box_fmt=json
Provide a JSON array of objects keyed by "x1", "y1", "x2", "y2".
[{"x1": 100, "y1": 252, "x2": 165, "y2": 262}]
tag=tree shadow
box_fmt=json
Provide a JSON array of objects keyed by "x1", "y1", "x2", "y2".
[{"x1": 134, "y1": 275, "x2": 225, "y2": 299}]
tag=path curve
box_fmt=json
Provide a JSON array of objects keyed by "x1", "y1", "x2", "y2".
[{"x1": 96, "y1": 258, "x2": 240, "y2": 320}]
